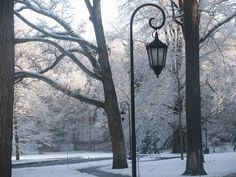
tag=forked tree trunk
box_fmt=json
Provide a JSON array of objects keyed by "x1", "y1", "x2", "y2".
[
  {"x1": 86, "y1": 0, "x2": 128, "y2": 168},
  {"x1": 183, "y1": 0, "x2": 206, "y2": 175},
  {"x1": 0, "y1": 0, "x2": 15, "y2": 176},
  {"x1": 104, "y1": 83, "x2": 128, "y2": 168}
]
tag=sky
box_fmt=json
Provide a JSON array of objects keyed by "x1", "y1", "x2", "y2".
[
  {"x1": 72, "y1": 0, "x2": 119, "y2": 40},
  {"x1": 15, "y1": 0, "x2": 119, "y2": 40}
]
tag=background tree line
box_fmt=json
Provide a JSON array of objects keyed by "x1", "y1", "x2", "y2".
[{"x1": 0, "y1": 0, "x2": 235, "y2": 176}]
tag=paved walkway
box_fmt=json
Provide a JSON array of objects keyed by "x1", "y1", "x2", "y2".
[
  {"x1": 79, "y1": 167, "x2": 131, "y2": 177},
  {"x1": 12, "y1": 157, "x2": 112, "y2": 168}
]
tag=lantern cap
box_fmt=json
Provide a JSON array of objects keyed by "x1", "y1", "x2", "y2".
[
  {"x1": 120, "y1": 110, "x2": 126, "y2": 115},
  {"x1": 146, "y1": 33, "x2": 168, "y2": 49}
]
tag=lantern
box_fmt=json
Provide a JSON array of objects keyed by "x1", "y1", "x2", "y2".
[{"x1": 146, "y1": 34, "x2": 168, "y2": 77}]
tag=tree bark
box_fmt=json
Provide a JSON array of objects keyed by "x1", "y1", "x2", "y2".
[
  {"x1": 13, "y1": 116, "x2": 20, "y2": 160},
  {"x1": 92, "y1": 0, "x2": 128, "y2": 169},
  {"x1": 86, "y1": 0, "x2": 128, "y2": 168},
  {"x1": 183, "y1": 0, "x2": 206, "y2": 175},
  {"x1": 0, "y1": 0, "x2": 14, "y2": 176}
]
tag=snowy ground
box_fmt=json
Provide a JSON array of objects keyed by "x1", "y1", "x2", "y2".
[
  {"x1": 12, "y1": 151, "x2": 112, "y2": 164},
  {"x1": 13, "y1": 151, "x2": 236, "y2": 177}
]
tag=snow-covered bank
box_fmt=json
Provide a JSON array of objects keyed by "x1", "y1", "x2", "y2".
[
  {"x1": 12, "y1": 151, "x2": 112, "y2": 164},
  {"x1": 12, "y1": 151, "x2": 236, "y2": 177},
  {"x1": 101, "y1": 152, "x2": 236, "y2": 177}
]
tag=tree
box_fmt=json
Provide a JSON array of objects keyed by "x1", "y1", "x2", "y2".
[
  {"x1": 0, "y1": 0, "x2": 14, "y2": 176},
  {"x1": 183, "y1": 0, "x2": 206, "y2": 175},
  {"x1": 117, "y1": 0, "x2": 236, "y2": 161},
  {"x1": 13, "y1": 90, "x2": 20, "y2": 160},
  {"x1": 14, "y1": 0, "x2": 127, "y2": 168}
]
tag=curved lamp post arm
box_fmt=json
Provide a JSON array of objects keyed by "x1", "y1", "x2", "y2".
[
  {"x1": 130, "y1": 3, "x2": 165, "y2": 177},
  {"x1": 120, "y1": 100, "x2": 130, "y2": 112}
]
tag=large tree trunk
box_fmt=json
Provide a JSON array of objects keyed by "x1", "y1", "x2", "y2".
[
  {"x1": 86, "y1": 0, "x2": 128, "y2": 168},
  {"x1": 13, "y1": 116, "x2": 20, "y2": 160},
  {"x1": 183, "y1": 0, "x2": 206, "y2": 175},
  {"x1": 0, "y1": 0, "x2": 15, "y2": 176},
  {"x1": 104, "y1": 84, "x2": 128, "y2": 168}
]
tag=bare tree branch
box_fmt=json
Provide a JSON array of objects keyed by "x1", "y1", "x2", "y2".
[
  {"x1": 14, "y1": 3, "x2": 102, "y2": 74},
  {"x1": 14, "y1": 11, "x2": 98, "y2": 50},
  {"x1": 206, "y1": 79, "x2": 216, "y2": 93},
  {"x1": 170, "y1": 0, "x2": 184, "y2": 26},
  {"x1": 40, "y1": 48, "x2": 85, "y2": 74},
  {"x1": 200, "y1": 11, "x2": 236, "y2": 44},
  {"x1": 16, "y1": 1, "x2": 73, "y2": 33},
  {"x1": 15, "y1": 37, "x2": 102, "y2": 80},
  {"x1": 84, "y1": 0, "x2": 93, "y2": 21},
  {"x1": 14, "y1": 71, "x2": 105, "y2": 108},
  {"x1": 39, "y1": 52, "x2": 64, "y2": 74},
  {"x1": 15, "y1": 1, "x2": 98, "y2": 49}
]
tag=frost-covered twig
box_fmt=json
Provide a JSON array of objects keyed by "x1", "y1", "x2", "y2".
[
  {"x1": 15, "y1": 71, "x2": 105, "y2": 108},
  {"x1": 15, "y1": 37, "x2": 102, "y2": 80}
]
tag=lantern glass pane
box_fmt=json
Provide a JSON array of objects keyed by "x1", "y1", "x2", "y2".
[
  {"x1": 158, "y1": 48, "x2": 164, "y2": 65},
  {"x1": 151, "y1": 48, "x2": 158, "y2": 66},
  {"x1": 163, "y1": 48, "x2": 167, "y2": 65},
  {"x1": 147, "y1": 48, "x2": 153, "y2": 66}
]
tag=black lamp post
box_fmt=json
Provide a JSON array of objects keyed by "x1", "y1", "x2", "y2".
[
  {"x1": 204, "y1": 121, "x2": 209, "y2": 154},
  {"x1": 130, "y1": 3, "x2": 167, "y2": 177},
  {"x1": 120, "y1": 101, "x2": 131, "y2": 159}
]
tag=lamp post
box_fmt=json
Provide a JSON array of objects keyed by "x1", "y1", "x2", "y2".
[
  {"x1": 130, "y1": 3, "x2": 167, "y2": 177},
  {"x1": 204, "y1": 121, "x2": 209, "y2": 154},
  {"x1": 120, "y1": 101, "x2": 131, "y2": 159}
]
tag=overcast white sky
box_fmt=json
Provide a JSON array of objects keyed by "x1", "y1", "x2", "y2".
[{"x1": 72, "y1": 0, "x2": 119, "y2": 40}]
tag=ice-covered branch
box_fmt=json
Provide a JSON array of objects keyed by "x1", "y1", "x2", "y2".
[
  {"x1": 14, "y1": 71, "x2": 105, "y2": 108},
  {"x1": 14, "y1": 11, "x2": 97, "y2": 51},
  {"x1": 39, "y1": 52, "x2": 64, "y2": 74},
  {"x1": 40, "y1": 48, "x2": 85, "y2": 74},
  {"x1": 15, "y1": 0, "x2": 102, "y2": 72},
  {"x1": 200, "y1": 11, "x2": 236, "y2": 44},
  {"x1": 15, "y1": 0, "x2": 97, "y2": 49},
  {"x1": 15, "y1": 37, "x2": 102, "y2": 80}
]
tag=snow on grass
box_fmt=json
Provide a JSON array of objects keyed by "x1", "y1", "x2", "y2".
[
  {"x1": 12, "y1": 151, "x2": 236, "y2": 177},
  {"x1": 12, "y1": 151, "x2": 112, "y2": 164},
  {"x1": 13, "y1": 165, "x2": 95, "y2": 177},
  {"x1": 100, "y1": 152, "x2": 236, "y2": 177}
]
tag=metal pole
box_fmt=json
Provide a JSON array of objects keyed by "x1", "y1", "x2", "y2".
[
  {"x1": 204, "y1": 121, "x2": 209, "y2": 154},
  {"x1": 127, "y1": 103, "x2": 132, "y2": 158},
  {"x1": 130, "y1": 9, "x2": 137, "y2": 177},
  {"x1": 205, "y1": 122, "x2": 207, "y2": 149},
  {"x1": 120, "y1": 101, "x2": 131, "y2": 158},
  {"x1": 130, "y1": 4, "x2": 165, "y2": 177}
]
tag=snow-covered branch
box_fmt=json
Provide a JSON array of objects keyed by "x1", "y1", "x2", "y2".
[
  {"x1": 15, "y1": 0, "x2": 102, "y2": 72},
  {"x1": 39, "y1": 48, "x2": 84, "y2": 74},
  {"x1": 14, "y1": 11, "x2": 97, "y2": 51},
  {"x1": 200, "y1": 11, "x2": 236, "y2": 44},
  {"x1": 14, "y1": 71, "x2": 105, "y2": 108},
  {"x1": 15, "y1": 37, "x2": 102, "y2": 80},
  {"x1": 15, "y1": 0, "x2": 97, "y2": 49}
]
